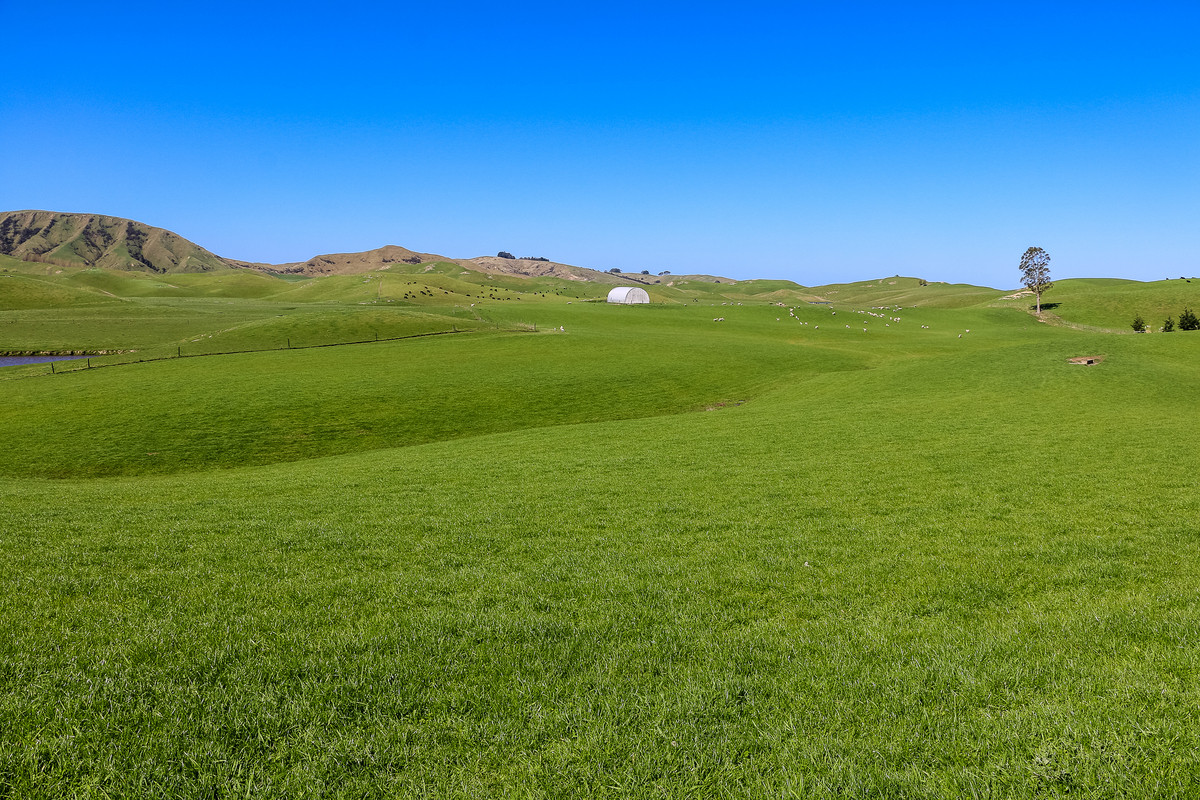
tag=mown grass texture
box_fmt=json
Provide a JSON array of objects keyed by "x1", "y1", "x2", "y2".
[{"x1": 2, "y1": 268, "x2": 1200, "y2": 797}]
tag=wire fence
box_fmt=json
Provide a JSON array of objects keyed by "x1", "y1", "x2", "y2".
[{"x1": 0, "y1": 322, "x2": 540, "y2": 380}]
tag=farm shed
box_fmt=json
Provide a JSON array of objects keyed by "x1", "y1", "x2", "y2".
[{"x1": 607, "y1": 286, "x2": 650, "y2": 304}]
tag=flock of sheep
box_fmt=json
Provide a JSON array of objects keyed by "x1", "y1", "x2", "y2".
[{"x1": 709, "y1": 302, "x2": 975, "y2": 339}]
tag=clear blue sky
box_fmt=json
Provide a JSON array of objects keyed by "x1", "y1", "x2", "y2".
[{"x1": 3, "y1": 1, "x2": 1196, "y2": 288}]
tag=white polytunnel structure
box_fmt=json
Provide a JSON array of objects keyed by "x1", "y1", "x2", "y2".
[{"x1": 606, "y1": 286, "x2": 650, "y2": 304}]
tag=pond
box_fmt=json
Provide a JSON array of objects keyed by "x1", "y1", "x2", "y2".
[{"x1": 0, "y1": 355, "x2": 91, "y2": 368}]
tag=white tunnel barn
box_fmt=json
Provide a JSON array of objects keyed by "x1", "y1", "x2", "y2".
[{"x1": 606, "y1": 286, "x2": 650, "y2": 304}]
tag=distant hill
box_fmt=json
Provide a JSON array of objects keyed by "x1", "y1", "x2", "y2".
[
  {"x1": 261, "y1": 246, "x2": 644, "y2": 285},
  {"x1": 461, "y1": 255, "x2": 631, "y2": 284},
  {"x1": 0, "y1": 209, "x2": 741, "y2": 286},
  {"x1": 0, "y1": 211, "x2": 233, "y2": 273},
  {"x1": 252, "y1": 245, "x2": 455, "y2": 276}
]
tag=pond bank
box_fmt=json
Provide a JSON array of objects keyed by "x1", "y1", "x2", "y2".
[
  {"x1": 0, "y1": 355, "x2": 93, "y2": 368},
  {"x1": 0, "y1": 349, "x2": 131, "y2": 356}
]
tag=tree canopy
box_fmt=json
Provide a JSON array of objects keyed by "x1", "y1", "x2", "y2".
[{"x1": 1019, "y1": 247, "x2": 1052, "y2": 314}]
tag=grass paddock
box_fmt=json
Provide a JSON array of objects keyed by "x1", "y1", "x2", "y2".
[{"x1": 2, "y1": 267, "x2": 1199, "y2": 797}]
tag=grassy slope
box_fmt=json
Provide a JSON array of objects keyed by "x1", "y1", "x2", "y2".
[
  {"x1": 1002, "y1": 277, "x2": 1200, "y2": 331},
  {"x1": 0, "y1": 303, "x2": 875, "y2": 478},
  {"x1": 814, "y1": 276, "x2": 1007, "y2": 309},
  {"x1": 3, "y1": 268, "x2": 1200, "y2": 797}
]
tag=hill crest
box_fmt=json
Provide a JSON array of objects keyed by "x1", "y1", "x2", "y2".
[
  {"x1": 0, "y1": 211, "x2": 232, "y2": 273},
  {"x1": 0, "y1": 210, "x2": 746, "y2": 287}
]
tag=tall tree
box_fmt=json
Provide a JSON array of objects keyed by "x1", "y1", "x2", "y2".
[{"x1": 1019, "y1": 246, "x2": 1053, "y2": 314}]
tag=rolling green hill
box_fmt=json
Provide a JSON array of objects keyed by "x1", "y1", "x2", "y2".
[
  {"x1": 995, "y1": 277, "x2": 1200, "y2": 331},
  {"x1": 3, "y1": 246, "x2": 1200, "y2": 797}
]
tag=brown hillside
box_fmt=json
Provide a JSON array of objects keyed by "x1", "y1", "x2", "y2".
[
  {"x1": 257, "y1": 245, "x2": 452, "y2": 275},
  {"x1": 0, "y1": 209, "x2": 738, "y2": 287},
  {"x1": 463, "y1": 256, "x2": 629, "y2": 284},
  {"x1": 0, "y1": 211, "x2": 232, "y2": 273},
  {"x1": 253, "y1": 244, "x2": 635, "y2": 284}
]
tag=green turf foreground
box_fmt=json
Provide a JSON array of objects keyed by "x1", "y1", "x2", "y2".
[{"x1": 3, "y1": 273, "x2": 1200, "y2": 797}]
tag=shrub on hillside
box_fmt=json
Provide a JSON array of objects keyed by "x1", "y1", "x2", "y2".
[
  {"x1": 497, "y1": 251, "x2": 515, "y2": 259},
  {"x1": 1163, "y1": 316, "x2": 1175, "y2": 332},
  {"x1": 1179, "y1": 307, "x2": 1199, "y2": 331},
  {"x1": 1132, "y1": 314, "x2": 1146, "y2": 332}
]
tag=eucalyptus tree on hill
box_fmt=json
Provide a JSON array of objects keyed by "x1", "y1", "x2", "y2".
[{"x1": 1019, "y1": 246, "x2": 1053, "y2": 314}]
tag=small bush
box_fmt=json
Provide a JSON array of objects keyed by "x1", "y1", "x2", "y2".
[
  {"x1": 1132, "y1": 315, "x2": 1146, "y2": 332},
  {"x1": 1163, "y1": 316, "x2": 1175, "y2": 332},
  {"x1": 1179, "y1": 307, "x2": 1199, "y2": 331},
  {"x1": 497, "y1": 251, "x2": 515, "y2": 260}
]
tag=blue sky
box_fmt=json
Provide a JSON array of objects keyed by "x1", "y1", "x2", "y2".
[{"x1": 3, "y1": 1, "x2": 1196, "y2": 288}]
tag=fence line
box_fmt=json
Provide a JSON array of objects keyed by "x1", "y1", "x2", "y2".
[{"x1": 2, "y1": 325, "x2": 537, "y2": 380}]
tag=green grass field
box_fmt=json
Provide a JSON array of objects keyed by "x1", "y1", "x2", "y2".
[{"x1": 3, "y1": 265, "x2": 1200, "y2": 797}]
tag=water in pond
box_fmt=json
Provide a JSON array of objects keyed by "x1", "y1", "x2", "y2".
[{"x1": 0, "y1": 355, "x2": 91, "y2": 368}]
